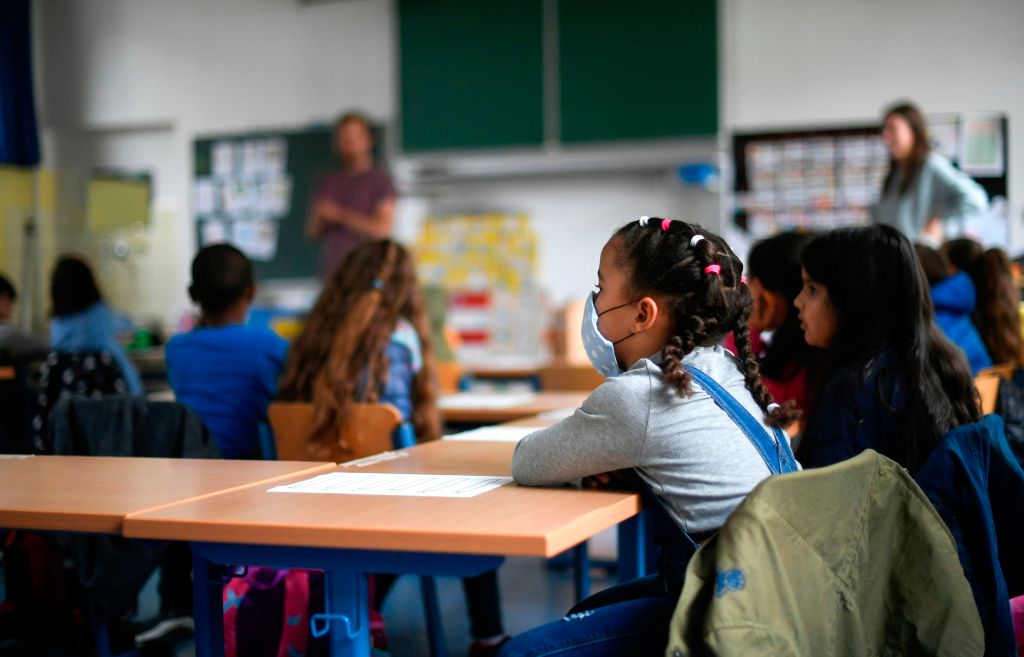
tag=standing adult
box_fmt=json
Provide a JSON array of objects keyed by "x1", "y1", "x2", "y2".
[
  {"x1": 307, "y1": 112, "x2": 397, "y2": 278},
  {"x1": 872, "y1": 101, "x2": 988, "y2": 243}
]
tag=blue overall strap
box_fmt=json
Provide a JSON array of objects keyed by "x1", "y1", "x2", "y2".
[{"x1": 683, "y1": 364, "x2": 798, "y2": 475}]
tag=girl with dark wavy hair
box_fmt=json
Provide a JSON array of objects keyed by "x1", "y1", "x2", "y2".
[
  {"x1": 506, "y1": 217, "x2": 799, "y2": 656},
  {"x1": 278, "y1": 238, "x2": 440, "y2": 449},
  {"x1": 795, "y1": 224, "x2": 979, "y2": 472}
]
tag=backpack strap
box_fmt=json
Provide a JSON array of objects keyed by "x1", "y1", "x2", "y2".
[
  {"x1": 223, "y1": 572, "x2": 253, "y2": 657},
  {"x1": 684, "y1": 364, "x2": 798, "y2": 475},
  {"x1": 277, "y1": 569, "x2": 311, "y2": 657}
]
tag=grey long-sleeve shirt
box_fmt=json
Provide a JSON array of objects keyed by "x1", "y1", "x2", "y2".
[{"x1": 512, "y1": 346, "x2": 791, "y2": 533}]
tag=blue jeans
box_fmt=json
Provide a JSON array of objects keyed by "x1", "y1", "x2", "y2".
[{"x1": 496, "y1": 576, "x2": 676, "y2": 657}]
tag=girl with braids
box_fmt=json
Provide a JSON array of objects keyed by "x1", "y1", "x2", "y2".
[
  {"x1": 795, "y1": 225, "x2": 980, "y2": 472},
  {"x1": 277, "y1": 238, "x2": 508, "y2": 657},
  {"x1": 504, "y1": 218, "x2": 799, "y2": 657}
]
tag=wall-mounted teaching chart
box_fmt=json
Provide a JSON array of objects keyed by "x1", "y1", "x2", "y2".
[
  {"x1": 192, "y1": 127, "x2": 335, "y2": 280},
  {"x1": 731, "y1": 114, "x2": 1008, "y2": 242}
]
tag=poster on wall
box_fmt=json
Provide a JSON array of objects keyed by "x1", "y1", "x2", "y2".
[
  {"x1": 730, "y1": 114, "x2": 1009, "y2": 252},
  {"x1": 193, "y1": 137, "x2": 291, "y2": 261}
]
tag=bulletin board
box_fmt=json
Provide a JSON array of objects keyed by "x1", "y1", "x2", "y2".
[
  {"x1": 192, "y1": 126, "x2": 335, "y2": 280},
  {"x1": 731, "y1": 114, "x2": 1009, "y2": 241}
]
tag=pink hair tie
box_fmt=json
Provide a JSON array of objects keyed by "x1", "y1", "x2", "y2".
[
  {"x1": 704, "y1": 264, "x2": 721, "y2": 275},
  {"x1": 740, "y1": 275, "x2": 747, "y2": 284},
  {"x1": 660, "y1": 218, "x2": 672, "y2": 232}
]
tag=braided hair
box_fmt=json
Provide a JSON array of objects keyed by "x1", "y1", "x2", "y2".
[{"x1": 612, "y1": 219, "x2": 800, "y2": 428}]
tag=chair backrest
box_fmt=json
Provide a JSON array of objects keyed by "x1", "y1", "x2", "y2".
[
  {"x1": 979, "y1": 361, "x2": 1016, "y2": 381},
  {"x1": 539, "y1": 362, "x2": 605, "y2": 392},
  {"x1": 267, "y1": 401, "x2": 403, "y2": 462},
  {"x1": 434, "y1": 360, "x2": 463, "y2": 393},
  {"x1": 975, "y1": 372, "x2": 1001, "y2": 415}
]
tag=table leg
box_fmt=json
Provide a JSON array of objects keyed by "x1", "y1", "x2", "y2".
[
  {"x1": 316, "y1": 570, "x2": 370, "y2": 657},
  {"x1": 616, "y1": 511, "x2": 649, "y2": 582},
  {"x1": 192, "y1": 550, "x2": 224, "y2": 657}
]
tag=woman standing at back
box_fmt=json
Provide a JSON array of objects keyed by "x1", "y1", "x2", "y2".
[{"x1": 873, "y1": 102, "x2": 988, "y2": 243}]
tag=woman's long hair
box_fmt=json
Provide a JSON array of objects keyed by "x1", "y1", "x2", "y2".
[
  {"x1": 278, "y1": 240, "x2": 441, "y2": 454},
  {"x1": 975, "y1": 248, "x2": 1024, "y2": 367},
  {"x1": 882, "y1": 102, "x2": 930, "y2": 196},
  {"x1": 801, "y1": 225, "x2": 979, "y2": 471}
]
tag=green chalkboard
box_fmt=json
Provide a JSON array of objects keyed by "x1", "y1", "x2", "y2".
[
  {"x1": 558, "y1": 0, "x2": 718, "y2": 143},
  {"x1": 398, "y1": 0, "x2": 545, "y2": 152},
  {"x1": 193, "y1": 127, "x2": 336, "y2": 280}
]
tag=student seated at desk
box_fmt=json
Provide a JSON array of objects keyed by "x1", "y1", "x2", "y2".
[
  {"x1": 49, "y1": 255, "x2": 143, "y2": 395},
  {"x1": 278, "y1": 239, "x2": 508, "y2": 656},
  {"x1": 915, "y1": 243, "x2": 992, "y2": 374},
  {"x1": 505, "y1": 218, "x2": 800, "y2": 657},
  {"x1": 795, "y1": 225, "x2": 979, "y2": 471},
  {"x1": 166, "y1": 244, "x2": 288, "y2": 459},
  {"x1": 944, "y1": 237, "x2": 1024, "y2": 371},
  {"x1": 0, "y1": 273, "x2": 47, "y2": 357}
]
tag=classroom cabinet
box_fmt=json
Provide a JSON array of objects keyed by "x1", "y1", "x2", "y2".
[{"x1": 397, "y1": 0, "x2": 718, "y2": 153}]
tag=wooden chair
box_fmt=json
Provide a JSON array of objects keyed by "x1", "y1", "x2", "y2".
[
  {"x1": 434, "y1": 360, "x2": 465, "y2": 394},
  {"x1": 267, "y1": 401, "x2": 402, "y2": 462},
  {"x1": 975, "y1": 373, "x2": 1002, "y2": 416},
  {"x1": 978, "y1": 361, "x2": 1016, "y2": 382},
  {"x1": 266, "y1": 400, "x2": 445, "y2": 656},
  {"x1": 539, "y1": 362, "x2": 605, "y2": 392}
]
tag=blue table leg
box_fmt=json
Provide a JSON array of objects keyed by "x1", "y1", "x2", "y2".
[
  {"x1": 419, "y1": 576, "x2": 446, "y2": 657},
  {"x1": 192, "y1": 550, "x2": 224, "y2": 657},
  {"x1": 316, "y1": 571, "x2": 370, "y2": 657},
  {"x1": 616, "y1": 511, "x2": 648, "y2": 582},
  {"x1": 572, "y1": 542, "x2": 590, "y2": 601}
]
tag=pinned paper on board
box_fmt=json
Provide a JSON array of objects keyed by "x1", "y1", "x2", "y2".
[
  {"x1": 959, "y1": 114, "x2": 1004, "y2": 177},
  {"x1": 200, "y1": 219, "x2": 228, "y2": 245}
]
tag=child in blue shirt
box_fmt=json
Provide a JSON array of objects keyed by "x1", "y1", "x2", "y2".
[
  {"x1": 166, "y1": 244, "x2": 287, "y2": 459},
  {"x1": 49, "y1": 256, "x2": 143, "y2": 395}
]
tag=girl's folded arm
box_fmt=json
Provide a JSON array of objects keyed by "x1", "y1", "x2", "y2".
[{"x1": 512, "y1": 378, "x2": 646, "y2": 486}]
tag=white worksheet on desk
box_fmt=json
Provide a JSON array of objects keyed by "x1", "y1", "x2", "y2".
[
  {"x1": 444, "y1": 426, "x2": 538, "y2": 443},
  {"x1": 437, "y1": 393, "x2": 537, "y2": 410},
  {"x1": 268, "y1": 472, "x2": 513, "y2": 498}
]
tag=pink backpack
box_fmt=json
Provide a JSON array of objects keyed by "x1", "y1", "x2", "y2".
[
  {"x1": 1012, "y1": 595, "x2": 1024, "y2": 653},
  {"x1": 223, "y1": 567, "x2": 387, "y2": 657}
]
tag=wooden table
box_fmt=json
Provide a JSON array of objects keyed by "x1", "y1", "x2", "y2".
[
  {"x1": 438, "y1": 391, "x2": 587, "y2": 425},
  {"x1": 123, "y1": 440, "x2": 641, "y2": 657},
  {"x1": 0, "y1": 456, "x2": 335, "y2": 534}
]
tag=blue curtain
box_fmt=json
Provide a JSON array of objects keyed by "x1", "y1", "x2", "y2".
[{"x1": 0, "y1": 0, "x2": 40, "y2": 166}]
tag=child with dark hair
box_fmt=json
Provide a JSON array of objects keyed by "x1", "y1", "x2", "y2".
[
  {"x1": 795, "y1": 225, "x2": 979, "y2": 472},
  {"x1": 739, "y1": 231, "x2": 816, "y2": 412},
  {"x1": 504, "y1": 217, "x2": 799, "y2": 656},
  {"x1": 0, "y1": 273, "x2": 46, "y2": 356},
  {"x1": 49, "y1": 256, "x2": 143, "y2": 394},
  {"x1": 165, "y1": 244, "x2": 287, "y2": 459},
  {"x1": 914, "y1": 243, "x2": 992, "y2": 374}
]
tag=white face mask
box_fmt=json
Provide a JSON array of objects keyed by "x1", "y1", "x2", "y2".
[{"x1": 580, "y1": 292, "x2": 635, "y2": 377}]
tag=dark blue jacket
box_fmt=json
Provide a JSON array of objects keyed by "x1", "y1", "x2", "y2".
[
  {"x1": 797, "y1": 351, "x2": 907, "y2": 469},
  {"x1": 932, "y1": 271, "x2": 993, "y2": 374},
  {"x1": 914, "y1": 415, "x2": 1024, "y2": 657}
]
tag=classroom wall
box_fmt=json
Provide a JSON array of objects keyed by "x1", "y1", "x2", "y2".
[
  {"x1": 31, "y1": 0, "x2": 1024, "y2": 330},
  {"x1": 722, "y1": 0, "x2": 1024, "y2": 243}
]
